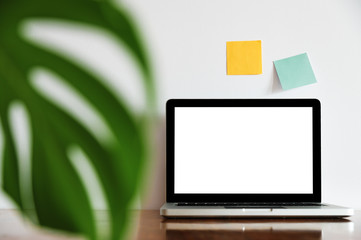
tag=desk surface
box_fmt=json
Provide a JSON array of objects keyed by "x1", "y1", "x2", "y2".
[
  {"x1": 136, "y1": 210, "x2": 361, "y2": 240},
  {"x1": 0, "y1": 210, "x2": 360, "y2": 239}
]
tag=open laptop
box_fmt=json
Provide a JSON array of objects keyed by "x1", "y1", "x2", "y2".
[{"x1": 160, "y1": 99, "x2": 353, "y2": 218}]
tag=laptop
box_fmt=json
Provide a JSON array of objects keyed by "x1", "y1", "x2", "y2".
[{"x1": 160, "y1": 99, "x2": 353, "y2": 218}]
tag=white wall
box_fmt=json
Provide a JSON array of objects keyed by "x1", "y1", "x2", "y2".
[
  {"x1": 1, "y1": 0, "x2": 361, "y2": 210},
  {"x1": 125, "y1": 0, "x2": 361, "y2": 209}
]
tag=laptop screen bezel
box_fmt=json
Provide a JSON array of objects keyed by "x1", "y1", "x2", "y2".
[{"x1": 166, "y1": 99, "x2": 321, "y2": 203}]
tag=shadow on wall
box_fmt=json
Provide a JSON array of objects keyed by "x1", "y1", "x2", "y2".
[
  {"x1": 272, "y1": 64, "x2": 283, "y2": 94},
  {"x1": 141, "y1": 117, "x2": 166, "y2": 209}
]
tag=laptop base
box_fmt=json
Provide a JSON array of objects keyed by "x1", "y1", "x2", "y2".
[{"x1": 161, "y1": 203, "x2": 353, "y2": 218}]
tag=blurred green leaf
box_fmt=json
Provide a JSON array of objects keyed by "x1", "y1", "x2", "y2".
[{"x1": 0, "y1": 0, "x2": 155, "y2": 239}]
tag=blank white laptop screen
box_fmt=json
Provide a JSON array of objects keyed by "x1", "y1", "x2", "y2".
[{"x1": 174, "y1": 107, "x2": 313, "y2": 194}]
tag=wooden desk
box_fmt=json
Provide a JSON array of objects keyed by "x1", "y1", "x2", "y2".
[
  {"x1": 136, "y1": 210, "x2": 361, "y2": 240},
  {"x1": 0, "y1": 210, "x2": 359, "y2": 239}
]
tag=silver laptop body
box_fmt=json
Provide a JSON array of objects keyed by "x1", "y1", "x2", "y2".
[{"x1": 160, "y1": 99, "x2": 353, "y2": 218}]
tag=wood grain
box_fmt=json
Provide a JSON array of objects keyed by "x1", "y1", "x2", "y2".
[
  {"x1": 135, "y1": 210, "x2": 360, "y2": 240},
  {"x1": 0, "y1": 210, "x2": 359, "y2": 240}
]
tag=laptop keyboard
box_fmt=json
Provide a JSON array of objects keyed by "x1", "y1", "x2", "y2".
[{"x1": 176, "y1": 202, "x2": 323, "y2": 207}]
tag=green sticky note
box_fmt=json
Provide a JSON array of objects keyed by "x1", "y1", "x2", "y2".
[{"x1": 274, "y1": 53, "x2": 317, "y2": 90}]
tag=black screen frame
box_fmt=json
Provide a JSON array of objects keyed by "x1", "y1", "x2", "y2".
[{"x1": 166, "y1": 99, "x2": 321, "y2": 203}]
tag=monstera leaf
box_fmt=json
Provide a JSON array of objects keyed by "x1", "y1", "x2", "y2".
[{"x1": 0, "y1": 0, "x2": 154, "y2": 239}]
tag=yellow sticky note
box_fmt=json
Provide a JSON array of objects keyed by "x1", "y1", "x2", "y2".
[{"x1": 226, "y1": 40, "x2": 262, "y2": 75}]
